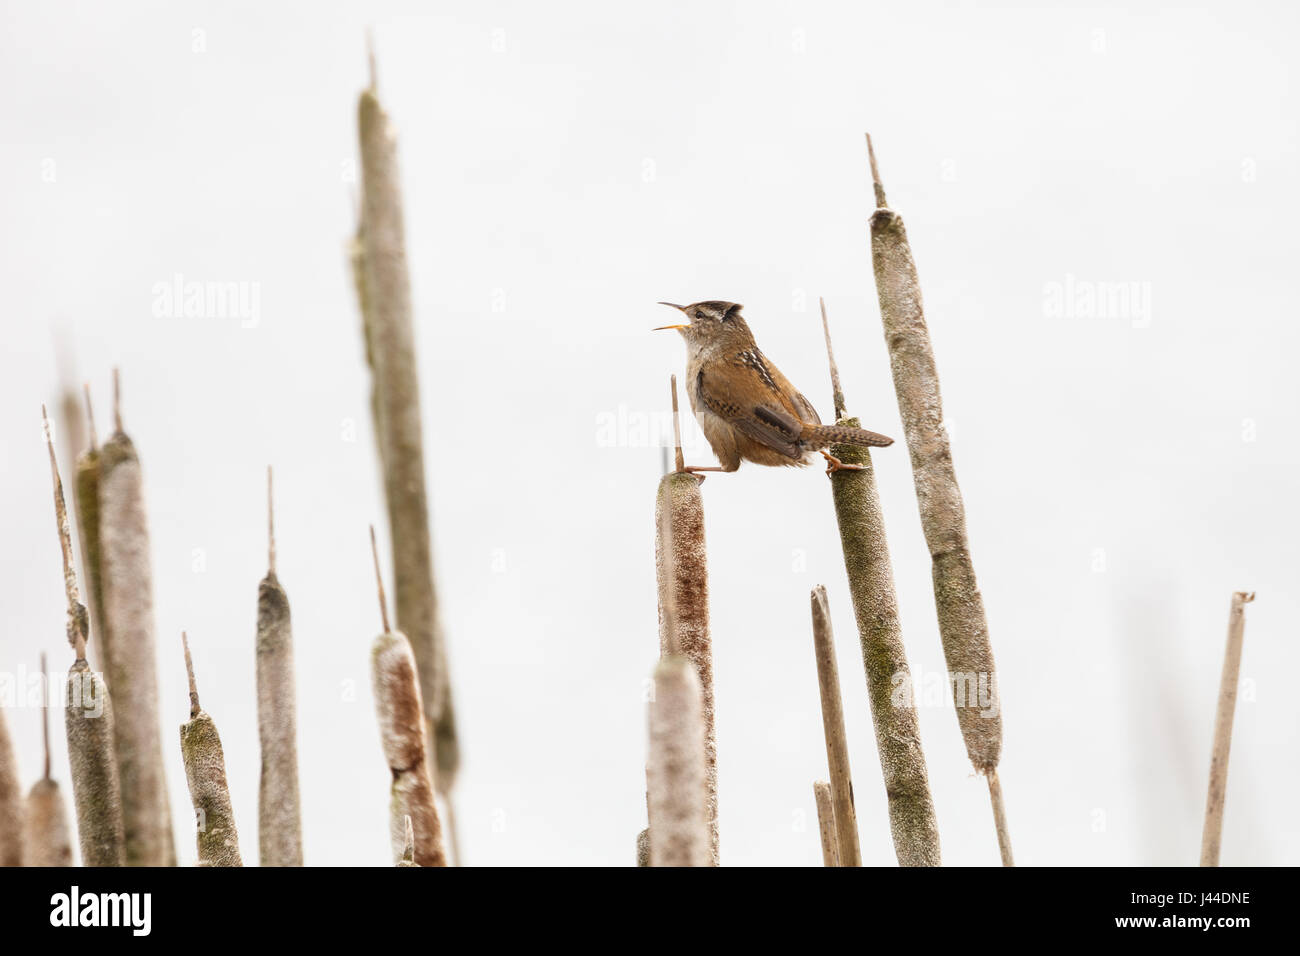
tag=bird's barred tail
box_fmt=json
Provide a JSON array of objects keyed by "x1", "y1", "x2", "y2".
[{"x1": 801, "y1": 423, "x2": 895, "y2": 448}]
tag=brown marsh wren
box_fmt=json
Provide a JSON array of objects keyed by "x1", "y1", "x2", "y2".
[{"x1": 656, "y1": 300, "x2": 894, "y2": 475}]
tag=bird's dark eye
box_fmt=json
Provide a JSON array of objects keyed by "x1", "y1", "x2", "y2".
[{"x1": 695, "y1": 311, "x2": 704, "y2": 319}]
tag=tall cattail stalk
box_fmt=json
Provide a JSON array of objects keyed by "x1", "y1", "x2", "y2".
[
  {"x1": 43, "y1": 406, "x2": 126, "y2": 866},
  {"x1": 0, "y1": 703, "x2": 20, "y2": 866},
  {"x1": 352, "y1": 46, "x2": 458, "y2": 807},
  {"x1": 646, "y1": 481, "x2": 710, "y2": 868},
  {"x1": 813, "y1": 780, "x2": 840, "y2": 867},
  {"x1": 23, "y1": 653, "x2": 73, "y2": 866},
  {"x1": 73, "y1": 387, "x2": 106, "y2": 673},
  {"x1": 865, "y1": 138, "x2": 1011, "y2": 865},
  {"x1": 809, "y1": 584, "x2": 862, "y2": 866},
  {"x1": 179, "y1": 633, "x2": 243, "y2": 867},
  {"x1": 256, "y1": 467, "x2": 303, "y2": 866},
  {"x1": 652, "y1": 375, "x2": 718, "y2": 863},
  {"x1": 97, "y1": 372, "x2": 175, "y2": 866},
  {"x1": 368, "y1": 527, "x2": 447, "y2": 867},
  {"x1": 1200, "y1": 591, "x2": 1255, "y2": 867},
  {"x1": 646, "y1": 656, "x2": 710, "y2": 867},
  {"x1": 820, "y1": 301, "x2": 941, "y2": 867}
]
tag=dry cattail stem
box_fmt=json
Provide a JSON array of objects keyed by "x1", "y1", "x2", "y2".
[
  {"x1": 1200, "y1": 591, "x2": 1255, "y2": 867},
  {"x1": 354, "y1": 57, "x2": 457, "y2": 796},
  {"x1": 97, "y1": 374, "x2": 176, "y2": 866},
  {"x1": 987, "y1": 770, "x2": 1013, "y2": 867},
  {"x1": 179, "y1": 633, "x2": 243, "y2": 867},
  {"x1": 819, "y1": 307, "x2": 940, "y2": 866},
  {"x1": 646, "y1": 473, "x2": 710, "y2": 868},
  {"x1": 256, "y1": 468, "x2": 303, "y2": 867},
  {"x1": 865, "y1": 137, "x2": 1009, "y2": 864},
  {"x1": 819, "y1": 298, "x2": 847, "y2": 422},
  {"x1": 0, "y1": 708, "x2": 20, "y2": 866},
  {"x1": 23, "y1": 653, "x2": 73, "y2": 867},
  {"x1": 56, "y1": 377, "x2": 88, "y2": 642},
  {"x1": 670, "y1": 373, "x2": 685, "y2": 474},
  {"x1": 43, "y1": 407, "x2": 126, "y2": 866},
  {"x1": 368, "y1": 527, "x2": 447, "y2": 867},
  {"x1": 813, "y1": 780, "x2": 840, "y2": 867},
  {"x1": 74, "y1": 387, "x2": 106, "y2": 672},
  {"x1": 646, "y1": 656, "x2": 710, "y2": 867},
  {"x1": 827, "y1": 427, "x2": 941, "y2": 866},
  {"x1": 654, "y1": 375, "x2": 718, "y2": 863},
  {"x1": 810, "y1": 586, "x2": 862, "y2": 866}
]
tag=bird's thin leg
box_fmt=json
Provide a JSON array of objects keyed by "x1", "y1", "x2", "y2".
[
  {"x1": 821, "y1": 451, "x2": 865, "y2": 476},
  {"x1": 679, "y1": 465, "x2": 725, "y2": 484}
]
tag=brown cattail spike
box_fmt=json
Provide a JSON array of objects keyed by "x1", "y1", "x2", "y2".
[
  {"x1": 653, "y1": 468, "x2": 716, "y2": 862},
  {"x1": 656, "y1": 496, "x2": 679, "y2": 657},
  {"x1": 369, "y1": 525, "x2": 390, "y2": 634},
  {"x1": 866, "y1": 135, "x2": 1006, "y2": 862},
  {"x1": 183, "y1": 632, "x2": 199, "y2": 719}
]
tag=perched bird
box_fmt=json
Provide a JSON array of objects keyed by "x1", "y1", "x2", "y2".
[{"x1": 656, "y1": 300, "x2": 894, "y2": 475}]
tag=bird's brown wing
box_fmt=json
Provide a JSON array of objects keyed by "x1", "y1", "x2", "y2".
[
  {"x1": 792, "y1": 391, "x2": 821, "y2": 426},
  {"x1": 736, "y1": 348, "x2": 822, "y2": 424},
  {"x1": 696, "y1": 367, "x2": 803, "y2": 461}
]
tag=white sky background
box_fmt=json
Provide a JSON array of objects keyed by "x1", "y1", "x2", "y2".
[{"x1": 1, "y1": 0, "x2": 1297, "y2": 866}]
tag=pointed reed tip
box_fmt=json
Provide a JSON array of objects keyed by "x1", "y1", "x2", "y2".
[
  {"x1": 41, "y1": 404, "x2": 55, "y2": 457},
  {"x1": 42, "y1": 400, "x2": 82, "y2": 630},
  {"x1": 267, "y1": 465, "x2": 276, "y2": 575},
  {"x1": 111, "y1": 367, "x2": 123, "y2": 434},
  {"x1": 818, "y1": 297, "x2": 847, "y2": 419},
  {"x1": 810, "y1": 584, "x2": 832, "y2": 625},
  {"x1": 82, "y1": 383, "x2": 98, "y2": 450},
  {"x1": 41, "y1": 650, "x2": 51, "y2": 779},
  {"x1": 369, "y1": 525, "x2": 391, "y2": 633},
  {"x1": 182, "y1": 631, "x2": 199, "y2": 718},
  {"x1": 865, "y1": 132, "x2": 887, "y2": 208},
  {"x1": 365, "y1": 28, "x2": 378, "y2": 92},
  {"x1": 669, "y1": 374, "x2": 684, "y2": 473}
]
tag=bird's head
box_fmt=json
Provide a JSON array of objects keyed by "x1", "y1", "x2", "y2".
[{"x1": 654, "y1": 301, "x2": 754, "y2": 353}]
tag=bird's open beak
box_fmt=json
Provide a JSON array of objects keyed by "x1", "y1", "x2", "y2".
[{"x1": 654, "y1": 302, "x2": 688, "y2": 331}]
